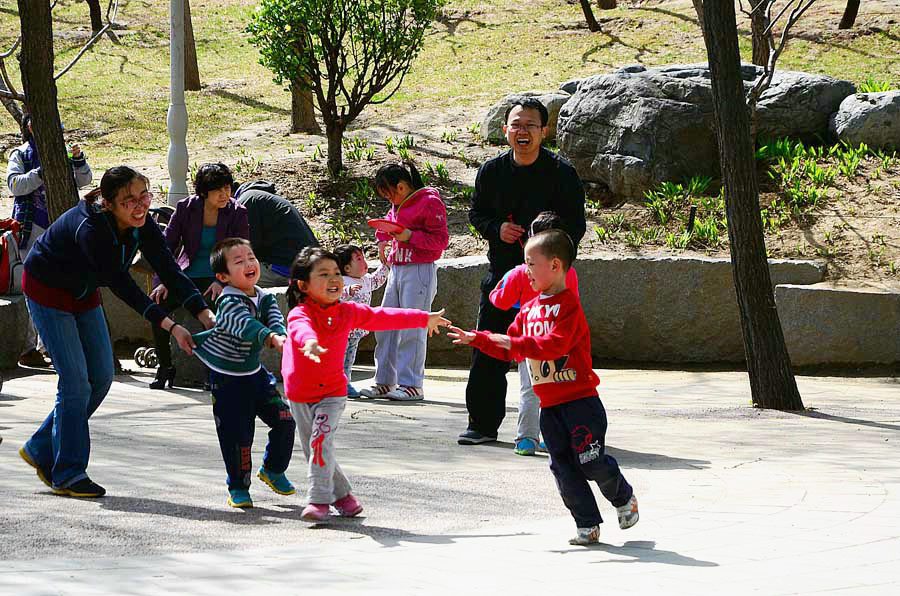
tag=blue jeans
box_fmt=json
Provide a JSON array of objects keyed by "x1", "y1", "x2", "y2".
[{"x1": 23, "y1": 299, "x2": 114, "y2": 489}]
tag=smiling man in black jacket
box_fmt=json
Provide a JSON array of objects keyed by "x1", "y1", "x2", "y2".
[{"x1": 460, "y1": 98, "x2": 586, "y2": 446}]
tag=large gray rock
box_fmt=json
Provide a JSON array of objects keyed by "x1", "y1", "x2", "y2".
[
  {"x1": 829, "y1": 91, "x2": 900, "y2": 149},
  {"x1": 557, "y1": 63, "x2": 855, "y2": 199},
  {"x1": 776, "y1": 283, "x2": 900, "y2": 366},
  {"x1": 480, "y1": 91, "x2": 571, "y2": 144}
]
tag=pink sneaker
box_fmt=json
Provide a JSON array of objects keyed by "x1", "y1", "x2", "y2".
[
  {"x1": 301, "y1": 503, "x2": 330, "y2": 522},
  {"x1": 334, "y1": 493, "x2": 363, "y2": 517}
]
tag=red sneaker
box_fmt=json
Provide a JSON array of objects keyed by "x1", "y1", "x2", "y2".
[
  {"x1": 301, "y1": 503, "x2": 330, "y2": 522},
  {"x1": 334, "y1": 493, "x2": 363, "y2": 517}
]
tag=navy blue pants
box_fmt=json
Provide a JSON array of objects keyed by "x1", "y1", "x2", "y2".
[
  {"x1": 209, "y1": 368, "x2": 295, "y2": 490},
  {"x1": 541, "y1": 396, "x2": 633, "y2": 528}
]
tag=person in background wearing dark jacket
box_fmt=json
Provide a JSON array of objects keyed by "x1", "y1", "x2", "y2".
[
  {"x1": 7, "y1": 114, "x2": 93, "y2": 368},
  {"x1": 147, "y1": 163, "x2": 249, "y2": 389},
  {"x1": 233, "y1": 180, "x2": 318, "y2": 287},
  {"x1": 18, "y1": 166, "x2": 215, "y2": 498},
  {"x1": 459, "y1": 98, "x2": 586, "y2": 446}
]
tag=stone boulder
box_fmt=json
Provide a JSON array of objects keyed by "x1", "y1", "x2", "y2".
[
  {"x1": 480, "y1": 91, "x2": 571, "y2": 144},
  {"x1": 829, "y1": 91, "x2": 900, "y2": 149},
  {"x1": 557, "y1": 63, "x2": 855, "y2": 199}
]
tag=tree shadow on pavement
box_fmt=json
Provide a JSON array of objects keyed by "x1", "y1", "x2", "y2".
[
  {"x1": 791, "y1": 410, "x2": 900, "y2": 433},
  {"x1": 314, "y1": 518, "x2": 532, "y2": 548},
  {"x1": 554, "y1": 540, "x2": 718, "y2": 567},
  {"x1": 98, "y1": 496, "x2": 307, "y2": 526}
]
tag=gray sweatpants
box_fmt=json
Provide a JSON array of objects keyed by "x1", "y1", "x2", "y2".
[
  {"x1": 288, "y1": 397, "x2": 352, "y2": 504},
  {"x1": 517, "y1": 360, "x2": 540, "y2": 443},
  {"x1": 374, "y1": 262, "x2": 437, "y2": 388}
]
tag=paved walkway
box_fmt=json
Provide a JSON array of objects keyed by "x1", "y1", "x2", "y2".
[{"x1": 1, "y1": 364, "x2": 898, "y2": 595}]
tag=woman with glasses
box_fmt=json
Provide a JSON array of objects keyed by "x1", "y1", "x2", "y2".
[
  {"x1": 17, "y1": 166, "x2": 215, "y2": 498},
  {"x1": 147, "y1": 163, "x2": 248, "y2": 389}
]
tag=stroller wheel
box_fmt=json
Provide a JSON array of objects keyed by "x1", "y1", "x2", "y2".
[
  {"x1": 145, "y1": 349, "x2": 159, "y2": 368},
  {"x1": 134, "y1": 347, "x2": 148, "y2": 367}
]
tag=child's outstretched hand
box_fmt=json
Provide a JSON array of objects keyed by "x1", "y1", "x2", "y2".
[
  {"x1": 348, "y1": 284, "x2": 362, "y2": 297},
  {"x1": 427, "y1": 309, "x2": 451, "y2": 337},
  {"x1": 269, "y1": 333, "x2": 286, "y2": 353},
  {"x1": 302, "y1": 338, "x2": 328, "y2": 363},
  {"x1": 447, "y1": 325, "x2": 476, "y2": 345}
]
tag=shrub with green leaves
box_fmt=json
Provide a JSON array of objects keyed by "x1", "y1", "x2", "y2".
[
  {"x1": 857, "y1": 78, "x2": 894, "y2": 93},
  {"x1": 247, "y1": 0, "x2": 444, "y2": 176}
]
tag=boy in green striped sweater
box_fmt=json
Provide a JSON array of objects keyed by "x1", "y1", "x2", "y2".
[{"x1": 193, "y1": 238, "x2": 296, "y2": 508}]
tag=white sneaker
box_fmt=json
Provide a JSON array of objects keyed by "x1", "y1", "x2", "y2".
[
  {"x1": 359, "y1": 384, "x2": 394, "y2": 398},
  {"x1": 385, "y1": 386, "x2": 424, "y2": 401},
  {"x1": 568, "y1": 525, "x2": 600, "y2": 546},
  {"x1": 616, "y1": 495, "x2": 639, "y2": 529}
]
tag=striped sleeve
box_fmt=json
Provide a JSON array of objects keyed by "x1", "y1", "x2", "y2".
[{"x1": 264, "y1": 296, "x2": 286, "y2": 336}]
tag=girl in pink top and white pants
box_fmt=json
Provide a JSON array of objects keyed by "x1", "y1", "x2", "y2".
[
  {"x1": 282, "y1": 246, "x2": 449, "y2": 522},
  {"x1": 361, "y1": 162, "x2": 449, "y2": 402}
]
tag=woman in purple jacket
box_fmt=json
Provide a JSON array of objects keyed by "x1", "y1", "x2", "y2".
[{"x1": 148, "y1": 163, "x2": 249, "y2": 389}]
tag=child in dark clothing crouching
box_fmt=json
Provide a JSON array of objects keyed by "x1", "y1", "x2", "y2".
[{"x1": 448, "y1": 229, "x2": 639, "y2": 545}]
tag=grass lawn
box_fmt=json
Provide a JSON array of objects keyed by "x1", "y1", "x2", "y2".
[{"x1": 1, "y1": 0, "x2": 898, "y2": 167}]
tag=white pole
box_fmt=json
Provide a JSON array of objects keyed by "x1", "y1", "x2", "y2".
[{"x1": 167, "y1": 0, "x2": 188, "y2": 206}]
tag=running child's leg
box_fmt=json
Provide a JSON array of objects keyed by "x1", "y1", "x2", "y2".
[
  {"x1": 210, "y1": 372, "x2": 256, "y2": 491},
  {"x1": 558, "y1": 397, "x2": 633, "y2": 508},
  {"x1": 540, "y1": 406, "x2": 603, "y2": 529},
  {"x1": 344, "y1": 336, "x2": 362, "y2": 391},
  {"x1": 252, "y1": 370, "x2": 295, "y2": 476},
  {"x1": 516, "y1": 361, "x2": 540, "y2": 444},
  {"x1": 289, "y1": 397, "x2": 351, "y2": 504}
]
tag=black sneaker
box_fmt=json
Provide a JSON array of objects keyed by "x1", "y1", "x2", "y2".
[
  {"x1": 457, "y1": 429, "x2": 498, "y2": 445},
  {"x1": 53, "y1": 477, "x2": 106, "y2": 498}
]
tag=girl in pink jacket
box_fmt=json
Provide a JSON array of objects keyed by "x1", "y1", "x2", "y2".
[
  {"x1": 283, "y1": 246, "x2": 449, "y2": 523},
  {"x1": 360, "y1": 162, "x2": 449, "y2": 402}
]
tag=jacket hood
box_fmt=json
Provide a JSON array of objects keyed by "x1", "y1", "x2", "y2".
[{"x1": 234, "y1": 180, "x2": 277, "y2": 198}]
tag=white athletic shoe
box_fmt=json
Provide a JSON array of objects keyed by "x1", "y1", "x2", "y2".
[
  {"x1": 616, "y1": 495, "x2": 639, "y2": 529},
  {"x1": 359, "y1": 384, "x2": 394, "y2": 398},
  {"x1": 385, "y1": 386, "x2": 424, "y2": 401},
  {"x1": 568, "y1": 525, "x2": 600, "y2": 546}
]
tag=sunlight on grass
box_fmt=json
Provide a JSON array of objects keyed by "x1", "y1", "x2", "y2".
[{"x1": 1, "y1": 0, "x2": 898, "y2": 168}]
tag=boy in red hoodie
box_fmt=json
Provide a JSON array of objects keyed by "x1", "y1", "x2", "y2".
[{"x1": 449, "y1": 229, "x2": 639, "y2": 545}]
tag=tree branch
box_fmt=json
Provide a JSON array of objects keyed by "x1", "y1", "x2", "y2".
[{"x1": 54, "y1": 0, "x2": 119, "y2": 80}]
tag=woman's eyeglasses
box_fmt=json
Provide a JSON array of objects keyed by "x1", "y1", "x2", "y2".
[{"x1": 120, "y1": 192, "x2": 153, "y2": 211}]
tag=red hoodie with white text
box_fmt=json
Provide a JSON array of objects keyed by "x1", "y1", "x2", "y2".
[{"x1": 470, "y1": 288, "x2": 599, "y2": 408}]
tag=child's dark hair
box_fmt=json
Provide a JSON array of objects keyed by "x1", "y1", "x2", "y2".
[
  {"x1": 194, "y1": 162, "x2": 234, "y2": 199},
  {"x1": 83, "y1": 165, "x2": 150, "y2": 206},
  {"x1": 530, "y1": 211, "x2": 563, "y2": 235},
  {"x1": 526, "y1": 229, "x2": 575, "y2": 271},
  {"x1": 333, "y1": 244, "x2": 363, "y2": 276},
  {"x1": 210, "y1": 237, "x2": 252, "y2": 275},
  {"x1": 374, "y1": 161, "x2": 424, "y2": 197},
  {"x1": 503, "y1": 97, "x2": 549, "y2": 127},
  {"x1": 287, "y1": 246, "x2": 340, "y2": 308}
]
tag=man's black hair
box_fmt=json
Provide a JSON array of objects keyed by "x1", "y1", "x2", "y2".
[{"x1": 503, "y1": 98, "x2": 549, "y2": 127}]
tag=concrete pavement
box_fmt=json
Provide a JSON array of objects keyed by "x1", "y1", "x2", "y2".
[{"x1": 1, "y1": 364, "x2": 898, "y2": 595}]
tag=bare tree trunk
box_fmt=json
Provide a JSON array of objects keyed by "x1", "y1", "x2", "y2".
[
  {"x1": 184, "y1": 0, "x2": 201, "y2": 91},
  {"x1": 0, "y1": 79, "x2": 24, "y2": 126},
  {"x1": 17, "y1": 0, "x2": 79, "y2": 222},
  {"x1": 691, "y1": 0, "x2": 706, "y2": 34},
  {"x1": 324, "y1": 121, "x2": 345, "y2": 177},
  {"x1": 597, "y1": 0, "x2": 616, "y2": 9},
  {"x1": 750, "y1": 0, "x2": 771, "y2": 67},
  {"x1": 85, "y1": 0, "x2": 103, "y2": 33},
  {"x1": 700, "y1": 0, "x2": 804, "y2": 411},
  {"x1": 579, "y1": 0, "x2": 601, "y2": 32},
  {"x1": 290, "y1": 79, "x2": 321, "y2": 134},
  {"x1": 839, "y1": 0, "x2": 860, "y2": 29}
]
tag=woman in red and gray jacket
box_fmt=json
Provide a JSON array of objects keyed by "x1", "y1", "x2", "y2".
[{"x1": 147, "y1": 163, "x2": 249, "y2": 389}]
